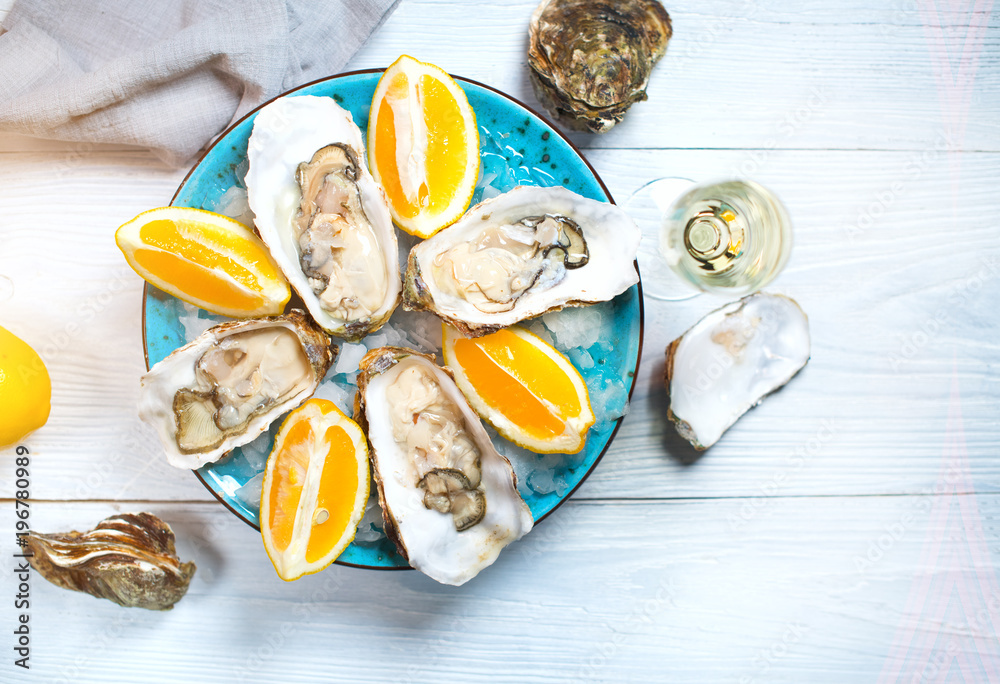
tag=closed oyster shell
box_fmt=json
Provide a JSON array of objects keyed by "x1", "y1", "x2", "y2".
[
  {"x1": 25, "y1": 513, "x2": 196, "y2": 611},
  {"x1": 528, "y1": 0, "x2": 672, "y2": 132}
]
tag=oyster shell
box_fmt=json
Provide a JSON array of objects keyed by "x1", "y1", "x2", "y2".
[
  {"x1": 25, "y1": 513, "x2": 195, "y2": 611},
  {"x1": 665, "y1": 293, "x2": 810, "y2": 450},
  {"x1": 246, "y1": 95, "x2": 401, "y2": 341},
  {"x1": 355, "y1": 347, "x2": 533, "y2": 585},
  {"x1": 528, "y1": 0, "x2": 672, "y2": 132},
  {"x1": 403, "y1": 185, "x2": 640, "y2": 336},
  {"x1": 139, "y1": 310, "x2": 336, "y2": 469}
]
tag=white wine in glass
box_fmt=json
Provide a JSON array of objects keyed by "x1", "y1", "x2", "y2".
[{"x1": 660, "y1": 180, "x2": 792, "y2": 295}]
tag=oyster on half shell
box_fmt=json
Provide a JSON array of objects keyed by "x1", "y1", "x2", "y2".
[
  {"x1": 355, "y1": 347, "x2": 533, "y2": 586},
  {"x1": 139, "y1": 310, "x2": 336, "y2": 469},
  {"x1": 528, "y1": 0, "x2": 672, "y2": 132},
  {"x1": 246, "y1": 95, "x2": 401, "y2": 341},
  {"x1": 665, "y1": 293, "x2": 810, "y2": 450},
  {"x1": 403, "y1": 185, "x2": 640, "y2": 337}
]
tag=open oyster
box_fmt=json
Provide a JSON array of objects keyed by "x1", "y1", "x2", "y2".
[
  {"x1": 528, "y1": 0, "x2": 672, "y2": 132},
  {"x1": 665, "y1": 293, "x2": 810, "y2": 450},
  {"x1": 355, "y1": 347, "x2": 533, "y2": 585},
  {"x1": 26, "y1": 513, "x2": 195, "y2": 611},
  {"x1": 139, "y1": 310, "x2": 336, "y2": 469},
  {"x1": 403, "y1": 185, "x2": 640, "y2": 336},
  {"x1": 246, "y1": 95, "x2": 401, "y2": 341}
]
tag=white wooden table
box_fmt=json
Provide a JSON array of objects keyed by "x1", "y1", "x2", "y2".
[{"x1": 2, "y1": 1, "x2": 999, "y2": 682}]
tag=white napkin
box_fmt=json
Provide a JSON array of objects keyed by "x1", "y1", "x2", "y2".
[{"x1": 0, "y1": 0, "x2": 399, "y2": 166}]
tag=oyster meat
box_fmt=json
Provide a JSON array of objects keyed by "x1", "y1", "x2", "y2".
[
  {"x1": 665, "y1": 293, "x2": 810, "y2": 450},
  {"x1": 355, "y1": 347, "x2": 533, "y2": 585},
  {"x1": 139, "y1": 310, "x2": 336, "y2": 469},
  {"x1": 528, "y1": 0, "x2": 672, "y2": 132},
  {"x1": 246, "y1": 95, "x2": 401, "y2": 341},
  {"x1": 26, "y1": 513, "x2": 196, "y2": 611},
  {"x1": 403, "y1": 185, "x2": 640, "y2": 336}
]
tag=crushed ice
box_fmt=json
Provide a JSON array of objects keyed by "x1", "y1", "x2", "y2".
[
  {"x1": 178, "y1": 301, "x2": 228, "y2": 342},
  {"x1": 235, "y1": 471, "x2": 265, "y2": 511},
  {"x1": 353, "y1": 495, "x2": 386, "y2": 544},
  {"x1": 180, "y1": 284, "x2": 630, "y2": 543}
]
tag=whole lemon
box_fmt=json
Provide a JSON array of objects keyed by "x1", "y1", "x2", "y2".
[{"x1": 0, "y1": 325, "x2": 51, "y2": 446}]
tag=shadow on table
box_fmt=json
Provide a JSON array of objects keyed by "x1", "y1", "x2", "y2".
[
  {"x1": 170, "y1": 510, "x2": 227, "y2": 586},
  {"x1": 645, "y1": 352, "x2": 706, "y2": 467}
]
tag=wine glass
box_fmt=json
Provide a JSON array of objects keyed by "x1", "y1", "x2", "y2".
[{"x1": 625, "y1": 178, "x2": 793, "y2": 300}]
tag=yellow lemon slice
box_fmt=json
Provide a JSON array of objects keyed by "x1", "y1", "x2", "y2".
[
  {"x1": 115, "y1": 206, "x2": 291, "y2": 318},
  {"x1": 368, "y1": 55, "x2": 480, "y2": 238},
  {"x1": 442, "y1": 323, "x2": 595, "y2": 454},
  {"x1": 260, "y1": 399, "x2": 370, "y2": 581},
  {"x1": 0, "y1": 325, "x2": 51, "y2": 447}
]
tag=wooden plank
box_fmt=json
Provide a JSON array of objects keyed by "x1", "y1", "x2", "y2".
[
  {"x1": 0, "y1": 153, "x2": 205, "y2": 502},
  {"x1": 577, "y1": 147, "x2": 1000, "y2": 500},
  {"x1": 1, "y1": 148, "x2": 997, "y2": 502},
  {"x1": 347, "y1": 0, "x2": 1000, "y2": 152},
  {"x1": 0, "y1": 1, "x2": 996, "y2": 155},
  {"x1": 4, "y1": 497, "x2": 1000, "y2": 682},
  {"x1": 0, "y1": 1, "x2": 996, "y2": 682}
]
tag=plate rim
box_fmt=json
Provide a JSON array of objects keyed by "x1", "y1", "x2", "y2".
[{"x1": 142, "y1": 67, "x2": 646, "y2": 571}]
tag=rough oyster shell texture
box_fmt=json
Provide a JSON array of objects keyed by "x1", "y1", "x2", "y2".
[
  {"x1": 528, "y1": 0, "x2": 672, "y2": 132},
  {"x1": 26, "y1": 513, "x2": 196, "y2": 611},
  {"x1": 354, "y1": 346, "x2": 534, "y2": 585},
  {"x1": 402, "y1": 185, "x2": 640, "y2": 337},
  {"x1": 139, "y1": 309, "x2": 336, "y2": 469},
  {"x1": 665, "y1": 293, "x2": 810, "y2": 450},
  {"x1": 246, "y1": 95, "x2": 401, "y2": 341}
]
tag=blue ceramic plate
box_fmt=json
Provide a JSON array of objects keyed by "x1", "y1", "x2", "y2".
[{"x1": 143, "y1": 69, "x2": 643, "y2": 569}]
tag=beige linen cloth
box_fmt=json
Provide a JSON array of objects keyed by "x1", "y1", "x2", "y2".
[{"x1": 0, "y1": 0, "x2": 399, "y2": 165}]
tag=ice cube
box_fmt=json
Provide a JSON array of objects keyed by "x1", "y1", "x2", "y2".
[
  {"x1": 312, "y1": 379, "x2": 353, "y2": 415},
  {"x1": 235, "y1": 472, "x2": 265, "y2": 512},
  {"x1": 334, "y1": 342, "x2": 368, "y2": 375}
]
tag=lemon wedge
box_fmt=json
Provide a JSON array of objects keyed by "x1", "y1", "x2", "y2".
[
  {"x1": 368, "y1": 55, "x2": 480, "y2": 238},
  {"x1": 443, "y1": 323, "x2": 595, "y2": 454},
  {"x1": 260, "y1": 399, "x2": 370, "y2": 581},
  {"x1": 115, "y1": 206, "x2": 290, "y2": 318},
  {"x1": 0, "y1": 325, "x2": 51, "y2": 447}
]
